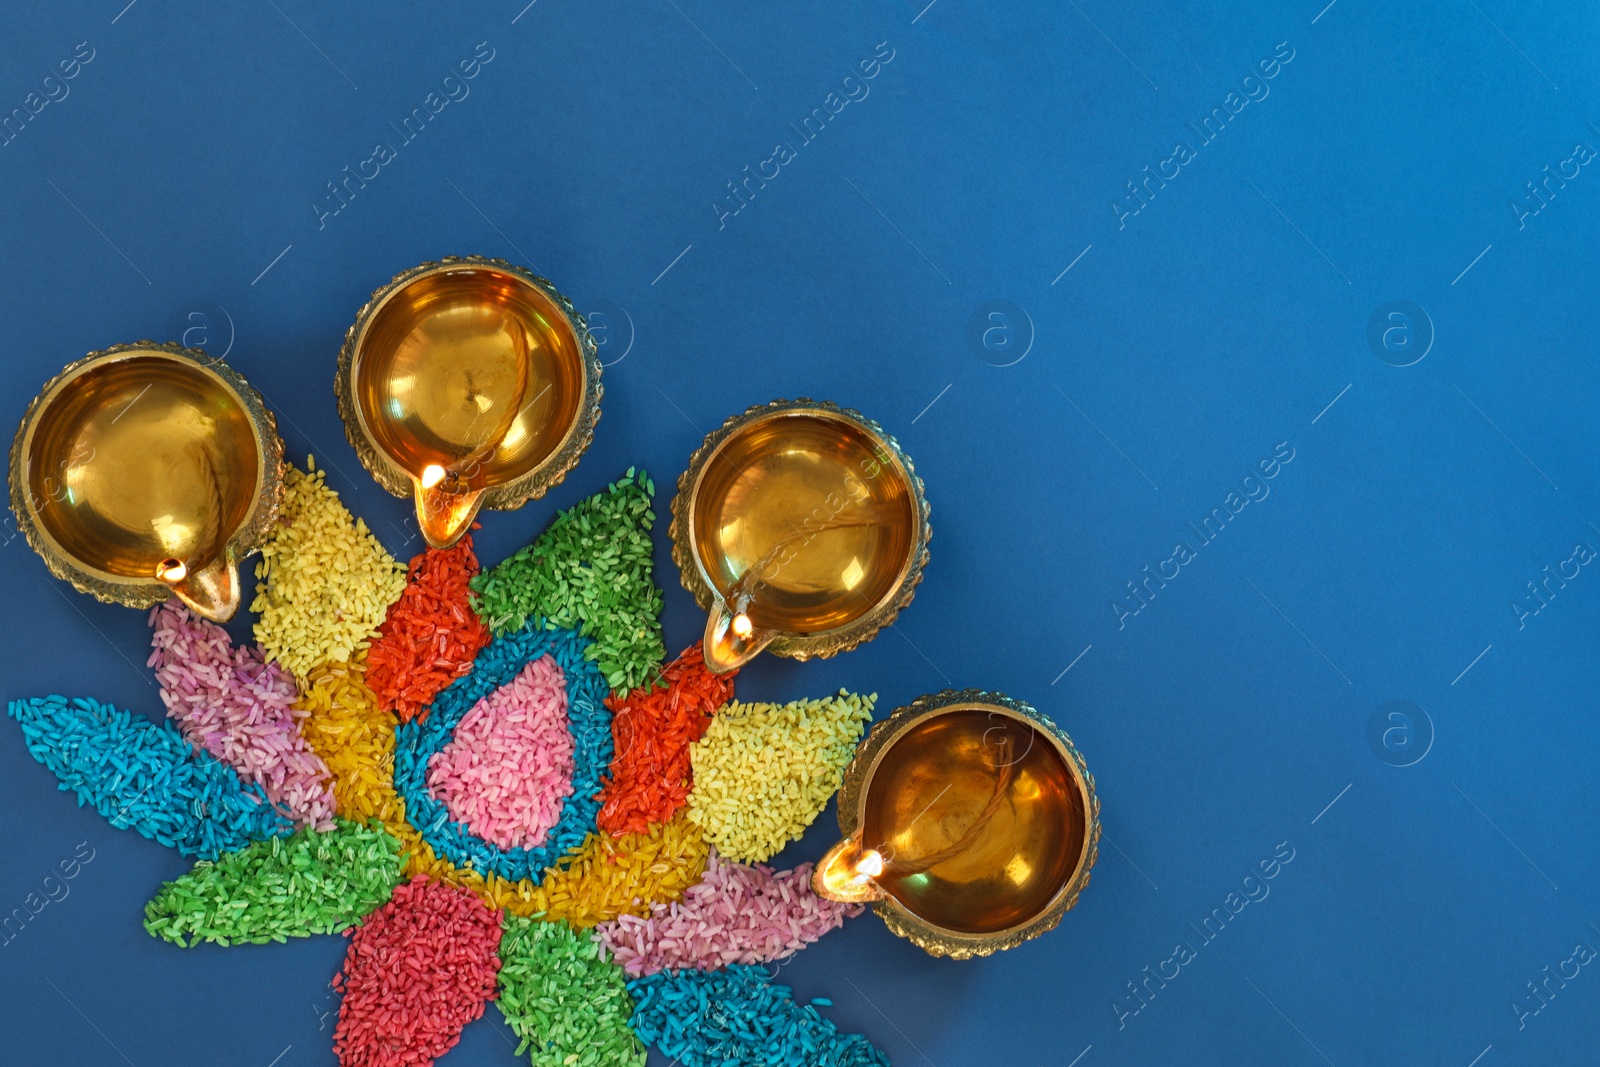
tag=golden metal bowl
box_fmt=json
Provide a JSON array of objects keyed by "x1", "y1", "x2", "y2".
[
  {"x1": 669, "y1": 399, "x2": 931, "y2": 672},
  {"x1": 813, "y1": 690, "x2": 1100, "y2": 959},
  {"x1": 8, "y1": 341, "x2": 285, "y2": 622},
  {"x1": 334, "y1": 256, "x2": 602, "y2": 549}
]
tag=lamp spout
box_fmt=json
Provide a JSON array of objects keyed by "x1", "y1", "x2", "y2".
[
  {"x1": 702, "y1": 596, "x2": 777, "y2": 673},
  {"x1": 412, "y1": 477, "x2": 486, "y2": 549},
  {"x1": 160, "y1": 551, "x2": 241, "y2": 622}
]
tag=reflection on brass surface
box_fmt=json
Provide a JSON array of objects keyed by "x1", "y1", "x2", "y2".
[
  {"x1": 335, "y1": 256, "x2": 601, "y2": 548},
  {"x1": 669, "y1": 400, "x2": 931, "y2": 672},
  {"x1": 9, "y1": 342, "x2": 284, "y2": 621},
  {"x1": 815, "y1": 690, "x2": 1100, "y2": 959}
]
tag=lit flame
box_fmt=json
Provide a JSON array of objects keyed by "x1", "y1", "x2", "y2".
[
  {"x1": 813, "y1": 842, "x2": 889, "y2": 902},
  {"x1": 156, "y1": 559, "x2": 187, "y2": 584},
  {"x1": 731, "y1": 613, "x2": 754, "y2": 639},
  {"x1": 853, "y1": 848, "x2": 885, "y2": 882},
  {"x1": 419, "y1": 464, "x2": 447, "y2": 489}
]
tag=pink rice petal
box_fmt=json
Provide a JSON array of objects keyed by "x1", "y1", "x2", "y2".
[
  {"x1": 147, "y1": 603, "x2": 336, "y2": 828},
  {"x1": 593, "y1": 849, "x2": 863, "y2": 976},
  {"x1": 426, "y1": 655, "x2": 575, "y2": 851}
]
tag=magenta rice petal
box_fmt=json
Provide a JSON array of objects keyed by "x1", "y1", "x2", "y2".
[
  {"x1": 147, "y1": 603, "x2": 336, "y2": 829},
  {"x1": 595, "y1": 849, "x2": 863, "y2": 976}
]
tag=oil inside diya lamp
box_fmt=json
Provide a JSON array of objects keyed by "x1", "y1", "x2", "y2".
[
  {"x1": 8, "y1": 342, "x2": 285, "y2": 622},
  {"x1": 812, "y1": 690, "x2": 1100, "y2": 959},
  {"x1": 669, "y1": 399, "x2": 932, "y2": 673},
  {"x1": 336, "y1": 256, "x2": 602, "y2": 549}
]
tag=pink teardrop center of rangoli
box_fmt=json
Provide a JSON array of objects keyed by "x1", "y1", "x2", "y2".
[{"x1": 427, "y1": 655, "x2": 575, "y2": 851}]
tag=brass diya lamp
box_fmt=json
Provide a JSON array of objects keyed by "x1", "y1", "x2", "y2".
[
  {"x1": 335, "y1": 256, "x2": 602, "y2": 549},
  {"x1": 8, "y1": 341, "x2": 285, "y2": 622},
  {"x1": 813, "y1": 690, "x2": 1100, "y2": 959},
  {"x1": 669, "y1": 399, "x2": 931, "y2": 673}
]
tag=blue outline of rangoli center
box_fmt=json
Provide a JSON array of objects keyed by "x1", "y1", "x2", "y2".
[{"x1": 393, "y1": 623, "x2": 613, "y2": 883}]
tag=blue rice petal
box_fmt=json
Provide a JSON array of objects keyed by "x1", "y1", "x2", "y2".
[
  {"x1": 7, "y1": 695, "x2": 294, "y2": 858},
  {"x1": 628, "y1": 965, "x2": 892, "y2": 1067}
]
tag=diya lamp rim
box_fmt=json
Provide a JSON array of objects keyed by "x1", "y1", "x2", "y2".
[
  {"x1": 833, "y1": 688, "x2": 1102, "y2": 959},
  {"x1": 8, "y1": 340, "x2": 285, "y2": 610},
  {"x1": 667, "y1": 397, "x2": 932, "y2": 664},
  {"x1": 333, "y1": 254, "x2": 603, "y2": 514}
]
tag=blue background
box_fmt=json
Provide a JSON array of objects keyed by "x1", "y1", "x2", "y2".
[{"x1": 1, "y1": 1, "x2": 1596, "y2": 1064}]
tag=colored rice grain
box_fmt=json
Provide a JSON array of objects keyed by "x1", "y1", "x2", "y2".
[
  {"x1": 149, "y1": 603, "x2": 336, "y2": 829},
  {"x1": 380, "y1": 820, "x2": 614, "y2": 923},
  {"x1": 7, "y1": 695, "x2": 292, "y2": 858},
  {"x1": 387, "y1": 817, "x2": 543, "y2": 918},
  {"x1": 427, "y1": 656, "x2": 574, "y2": 851},
  {"x1": 252, "y1": 458, "x2": 406, "y2": 681},
  {"x1": 294, "y1": 657, "x2": 404, "y2": 827},
  {"x1": 596, "y1": 850, "x2": 860, "y2": 976},
  {"x1": 394, "y1": 625, "x2": 611, "y2": 883},
  {"x1": 382, "y1": 829, "x2": 558, "y2": 922},
  {"x1": 143, "y1": 820, "x2": 404, "y2": 947},
  {"x1": 598, "y1": 644, "x2": 735, "y2": 837},
  {"x1": 497, "y1": 914, "x2": 646, "y2": 1066},
  {"x1": 366, "y1": 537, "x2": 491, "y2": 722},
  {"x1": 296, "y1": 570, "x2": 621, "y2": 907},
  {"x1": 688, "y1": 690, "x2": 876, "y2": 863},
  {"x1": 471, "y1": 469, "x2": 665, "y2": 693},
  {"x1": 333, "y1": 875, "x2": 502, "y2": 1067},
  {"x1": 290, "y1": 665, "x2": 447, "y2": 888},
  {"x1": 389, "y1": 814, "x2": 488, "y2": 895},
  {"x1": 628, "y1": 964, "x2": 891, "y2": 1067},
  {"x1": 524, "y1": 810, "x2": 709, "y2": 928}
]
